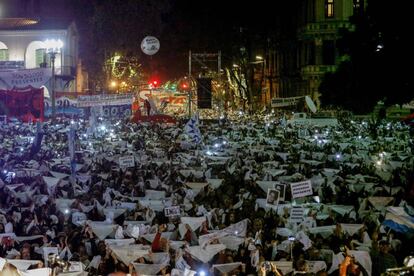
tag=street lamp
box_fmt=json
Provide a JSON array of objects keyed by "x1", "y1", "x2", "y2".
[{"x1": 44, "y1": 39, "x2": 63, "y2": 120}]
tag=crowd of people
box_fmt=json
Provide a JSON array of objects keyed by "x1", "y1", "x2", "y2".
[{"x1": 0, "y1": 112, "x2": 413, "y2": 276}]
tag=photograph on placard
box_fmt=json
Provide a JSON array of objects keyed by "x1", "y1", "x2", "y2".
[
  {"x1": 274, "y1": 183, "x2": 286, "y2": 201},
  {"x1": 266, "y1": 188, "x2": 280, "y2": 207}
]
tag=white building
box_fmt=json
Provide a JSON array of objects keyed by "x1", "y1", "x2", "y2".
[{"x1": 0, "y1": 17, "x2": 87, "y2": 93}]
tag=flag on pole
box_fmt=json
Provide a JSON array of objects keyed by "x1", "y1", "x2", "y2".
[
  {"x1": 29, "y1": 122, "x2": 43, "y2": 157},
  {"x1": 184, "y1": 114, "x2": 202, "y2": 144}
]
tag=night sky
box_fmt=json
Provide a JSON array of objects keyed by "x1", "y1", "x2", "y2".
[{"x1": 2, "y1": 0, "x2": 292, "y2": 80}]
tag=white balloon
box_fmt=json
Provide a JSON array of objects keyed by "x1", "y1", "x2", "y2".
[{"x1": 141, "y1": 36, "x2": 160, "y2": 55}]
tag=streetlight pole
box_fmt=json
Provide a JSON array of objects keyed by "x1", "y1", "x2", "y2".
[
  {"x1": 45, "y1": 39, "x2": 63, "y2": 121},
  {"x1": 50, "y1": 52, "x2": 56, "y2": 120}
]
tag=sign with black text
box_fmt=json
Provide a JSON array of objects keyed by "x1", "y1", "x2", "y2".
[
  {"x1": 164, "y1": 206, "x2": 181, "y2": 217},
  {"x1": 119, "y1": 156, "x2": 135, "y2": 168},
  {"x1": 290, "y1": 180, "x2": 313, "y2": 199},
  {"x1": 290, "y1": 206, "x2": 305, "y2": 223}
]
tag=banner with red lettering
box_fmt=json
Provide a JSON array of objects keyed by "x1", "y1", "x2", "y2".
[{"x1": 0, "y1": 86, "x2": 44, "y2": 122}]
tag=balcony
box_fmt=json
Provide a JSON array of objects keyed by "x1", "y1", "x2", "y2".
[
  {"x1": 301, "y1": 65, "x2": 337, "y2": 77},
  {"x1": 298, "y1": 21, "x2": 354, "y2": 39},
  {"x1": 54, "y1": 66, "x2": 76, "y2": 81}
]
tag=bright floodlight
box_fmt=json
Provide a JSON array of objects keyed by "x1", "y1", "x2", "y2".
[
  {"x1": 198, "y1": 271, "x2": 206, "y2": 276},
  {"x1": 256, "y1": 55, "x2": 263, "y2": 60}
]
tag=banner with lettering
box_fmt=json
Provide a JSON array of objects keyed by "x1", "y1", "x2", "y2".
[
  {"x1": 0, "y1": 68, "x2": 52, "y2": 89},
  {"x1": 44, "y1": 96, "x2": 80, "y2": 117},
  {"x1": 77, "y1": 94, "x2": 134, "y2": 108},
  {"x1": 271, "y1": 96, "x2": 303, "y2": 108}
]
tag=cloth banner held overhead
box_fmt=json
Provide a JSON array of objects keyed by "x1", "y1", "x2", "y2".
[
  {"x1": 0, "y1": 68, "x2": 52, "y2": 89},
  {"x1": 76, "y1": 93, "x2": 134, "y2": 107},
  {"x1": 271, "y1": 96, "x2": 303, "y2": 108},
  {"x1": 0, "y1": 86, "x2": 44, "y2": 122}
]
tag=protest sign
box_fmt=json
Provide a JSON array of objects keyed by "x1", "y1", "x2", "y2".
[
  {"x1": 164, "y1": 206, "x2": 181, "y2": 217},
  {"x1": 43, "y1": 247, "x2": 59, "y2": 266},
  {"x1": 274, "y1": 183, "x2": 286, "y2": 201},
  {"x1": 119, "y1": 156, "x2": 135, "y2": 168},
  {"x1": 290, "y1": 180, "x2": 313, "y2": 199},
  {"x1": 290, "y1": 206, "x2": 305, "y2": 223},
  {"x1": 266, "y1": 189, "x2": 280, "y2": 207}
]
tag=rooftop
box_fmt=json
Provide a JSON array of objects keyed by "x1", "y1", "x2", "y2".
[{"x1": 0, "y1": 17, "x2": 73, "y2": 31}]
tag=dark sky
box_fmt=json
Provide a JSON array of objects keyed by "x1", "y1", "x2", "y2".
[{"x1": 2, "y1": 0, "x2": 295, "y2": 80}]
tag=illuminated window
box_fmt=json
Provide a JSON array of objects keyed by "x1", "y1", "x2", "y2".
[
  {"x1": 353, "y1": 0, "x2": 364, "y2": 15},
  {"x1": 35, "y1": 48, "x2": 50, "y2": 67},
  {"x1": 325, "y1": 0, "x2": 334, "y2": 18},
  {"x1": 0, "y1": 49, "x2": 9, "y2": 61}
]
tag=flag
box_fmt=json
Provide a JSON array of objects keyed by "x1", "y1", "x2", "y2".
[
  {"x1": 184, "y1": 114, "x2": 202, "y2": 144},
  {"x1": 68, "y1": 127, "x2": 76, "y2": 175},
  {"x1": 382, "y1": 207, "x2": 414, "y2": 233},
  {"x1": 29, "y1": 122, "x2": 43, "y2": 157}
]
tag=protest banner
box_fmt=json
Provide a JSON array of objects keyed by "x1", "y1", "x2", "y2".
[
  {"x1": 0, "y1": 68, "x2": 51, "y2": 89},
  {"x1": 271, "y1": 96, "x2": 303, "y2": 108},
  {"x1": 290, "y1": 180, "x2": 313, "y2": 199},
  {"x1": 119, "y1": 156, "x2": 135, "y2": 168},
  {"x1": 0, "y1": 86, "x2": 44, "y2": 122},
  {"x1": 164, "y1": 206, "x2": 181, "y2": 217},
  {"x1": 76, "y1": 94, "x2": 134, "y2": 107}
]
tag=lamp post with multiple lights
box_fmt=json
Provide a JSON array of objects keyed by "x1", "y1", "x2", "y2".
[{"x1": 44, "y1": 39, "x2": 63, "y2": 120}]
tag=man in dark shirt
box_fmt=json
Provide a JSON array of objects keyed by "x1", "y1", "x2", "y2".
[{"x1": 371, "y1": 240, "x2": 398, "y2": 276}]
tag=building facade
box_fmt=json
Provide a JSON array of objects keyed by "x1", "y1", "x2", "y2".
[
  {"x1": 295, "y1": 0, "x2": 364, "y2": 99},
  {"x1": 0, "y1": 17, "x2": 87, "y2": 94}
]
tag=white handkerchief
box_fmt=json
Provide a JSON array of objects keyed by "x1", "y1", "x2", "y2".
[
  {"x1": 132, "y1": 262, "x2": 168, "y2": 275},
  {"x1": 110, "y1": 244, "x2": 150, "y2": 265},
  {"x1": 213, "y1": 262, "x2": 242, "y2": 274},
  {"x1": 185, "y1": 244, "x2": 226, "y2": 263}
]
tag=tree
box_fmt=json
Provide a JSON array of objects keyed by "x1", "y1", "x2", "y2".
[{"x1": 320, "y1": 0, "x2": 413, "y2": 114}]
